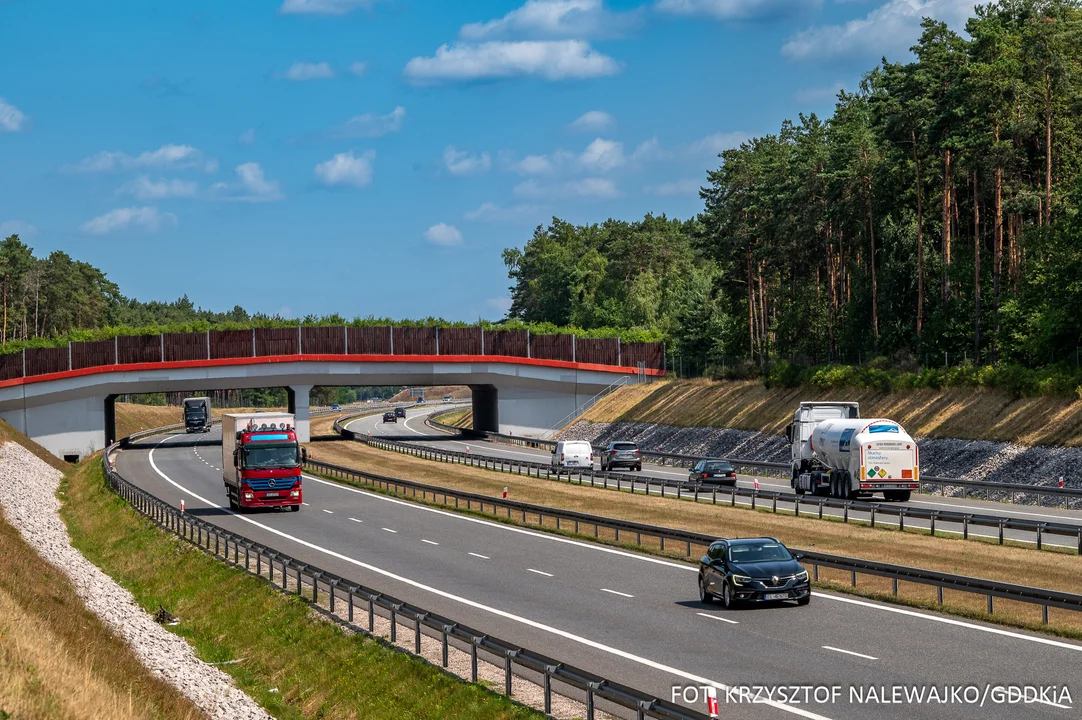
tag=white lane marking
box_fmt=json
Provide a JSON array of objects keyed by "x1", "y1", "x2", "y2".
[
  {"x1": 468, "y1": 552, "x2": 490, "y2": 560},
  {"x1": 528, "y1": 568, "x2": 553, "y2": 577},
  {"x1": 601, "y1": 588, "x2": 634, "y2": 598},
  {"x1": 822, "y1": 645, "x2": 877, "y2": 661},
  {"x1": 322, "y1": 509, "x2": 334, "y2": 514},
  {"x1": 421, "y1": 539, "x2": 440, "y2": 546},
  {"x1": 349, "y1": 518, "x2": 362, "y2": 523},
  {"x1": 697, "y1": 613, "x2": 739, "y2": 625},
  {"x1": 302, "y1": 502, "x2": 310, "y2": 506},
  {"x1": 143, "y1": 441, "x2": 832, "y2": 720},
  {"x1": 814, "y1": 593, "x2": 1082, "y2": 653},
  {"x1": 382, "y1": 527, "x2": 397, "y2": 534}
]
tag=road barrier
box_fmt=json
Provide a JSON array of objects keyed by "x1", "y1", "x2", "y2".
[
  {"x1": 105, "y1": 431, "x2": 710, "y2": 720},
  {"x1": 301, "y1": 452, "x2": 1082, "y2": 626},
  {"x1": 422, "y1": 411, "x2": 1082, "y2": 509},
  {"x1": 332, "y1": 415, "x2": 1082, "y2": 555}
]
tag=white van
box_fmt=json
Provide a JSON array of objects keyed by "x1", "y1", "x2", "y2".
[{"x1": 552, "y1": 440, "x2": 594, "y2": 469}]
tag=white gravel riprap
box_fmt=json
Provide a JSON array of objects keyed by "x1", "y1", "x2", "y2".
[
  {"x1": 0, "y1": 442, "x2": 271, "y2": 720},
  {"x1": 561, "y1": 420, "x2": 1082, "y2": 488}
]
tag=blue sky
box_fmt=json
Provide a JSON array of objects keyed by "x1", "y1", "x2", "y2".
[{"x1": 0, "y1": 0, "x2": 973, "y2": 322}]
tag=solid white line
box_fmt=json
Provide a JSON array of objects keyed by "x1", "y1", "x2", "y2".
[
  {"x1": 528, "y1": 568, "x2": 553, "y2": 577},
  {"x1": 349, "y1": 518, "x2": 362, "y2": 523},
  {"x1": 421, "y1": 539, "x2": 439, "y2": 545},
  {"x1": 302, "y1": 502, "x2": 310, "y2": 506},
  {"x1": 601, "y1": 588, "x2": 634, "y2": 598},
  {"x1": 382, "y1": 527, "x2": 397, "y2": 533},
  {"x1": 822, "y1": 645, "x2": 877, "y2": 661},
  {"x1": 142, "y1": 439, "x2": 837, "y2": 719},
  {"x1": 322, "y1": 509, "x2": 334, "y2": 514},
  {"x1": 468, "y1": 552, "x2": 490, "y2": 559},
  {"x1": 697, "y1": 612, "x2": 739, "y2": 625},
  {"x1": 813, "y1": 593, "x2": 1082, "y2": 653}
]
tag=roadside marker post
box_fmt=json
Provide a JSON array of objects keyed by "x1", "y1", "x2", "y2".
[
  {"x1": 180, "y1": 499, "x2": 185, "y2": 513},
  {"x1": 502, "y1": 487, "x2": 508, "y2": 499},
  {"x1": 706, "y1": 686, "x2": 719, "y2": 718}
]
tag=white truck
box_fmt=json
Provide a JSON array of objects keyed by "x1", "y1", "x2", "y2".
[{"x1": 786, "y1": 401, "x2": 919, "y2": 502}]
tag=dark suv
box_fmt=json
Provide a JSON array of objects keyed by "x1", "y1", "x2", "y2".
[
  {"x1": 698, "y1": 537, "x2": 810, "y2": 608},
  {"x1": 600, "y1": 441, "x2": 642, "y2": 472},
  {"x1": 689, "y1": 459, "x2": 737, "y2": 486},
  {"x1": 394, "y1": 407, "x2": 407, "y2": 418},
  {"x1": 383, "y1": 411, "x2": 397, "y2": 423}
]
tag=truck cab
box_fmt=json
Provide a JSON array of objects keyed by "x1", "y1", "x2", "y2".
[{"x1": 222, "y1": 413, "x2": 302, "y2": 512}]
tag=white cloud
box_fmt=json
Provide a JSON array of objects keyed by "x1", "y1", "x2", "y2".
[
  {"x1": 280, "y1": 0, "x2": 378, "y2": 15},
  {"x1": 239, "y1": 128, "x2": 256, "y2": 145},
  {"x1": 579, "y1": 137, "x2": 624, "y2": 172},
  {"x1": 404, "y1": 40, "x2": 620, "y2": 82},
  {"x1": 0, "y1": 220, "x2": 38, "y2": 238},
  {"x1": 656, "y1": 0, "x2": 818, "y2": 21},
  {"x1": 444, "y1": 146, "x2": 492, "y2": 175},
  {"x1": 0, "y1": 98, "x2": 28, "y2": 132},
  {"x1": 314, "y1": 150, "x2": 376, "y2": 187},
  {"x1": 630, "y1": 136, "x2": 669, "y2": 162},
  {"x1": 349, "y1": 61, "x2": 369, "y2": 76},
  {"x1": 514, "y1": 177, "x2": 618, "y2": 199},
  {"x1": 689, "y1": 131, "x2": 749, "y2": 156},
  {"x1": 425, "y1": 223, "x2": 463, "y2": 246},
  {"x1": 209, "y1": 163, "x2": 284, "y2": 202},
  {"x1": 460, "y1": 0, "x2": 641, "y2": 40},
  {"x1": 513, "y1": 154, "x2": 557, "y2": 175},
  {"x1": 281, "y1": 61, "x2": 335, "y2": 81},
  {"x1": 643, "y1": 179, "x2": 702, "y2": 196},
  {"x1": 80, "y1": 207, "x2": 177, "y2": 235},
  {"x1": 64, "y1": 144, "x2": 215, "y2": 174},
  {"x1": 464, "y1": 202, "x2": 540, "y2": 222},
  {"x1": 486, "y1": 297, "x2": 514, "y2": 314},
  {"x1": 569, "y1": 110, "x2": 614, "y2": 132},
  {"x1": 329, "y1": 106, "x2": 406, "y2": 138},
  {"x1": 782, "y1": 0, "x2": 972, "y2": 62},
  {"x1": 117, "y1": 176, "x2": 199, "y2": 200}
]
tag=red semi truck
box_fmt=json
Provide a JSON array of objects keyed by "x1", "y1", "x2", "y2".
[{"x1": 222, "y1": 412, "x2": 303, "y2": 512}]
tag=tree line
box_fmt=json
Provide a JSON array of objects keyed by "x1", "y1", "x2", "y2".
[{"x1": 504, "y1": 0, "x2": 1082, "y2": 370}]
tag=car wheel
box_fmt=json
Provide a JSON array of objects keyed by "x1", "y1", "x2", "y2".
[
  {"x1": 698, "y1": 576, "x2": 714, "y2": 604},
  {"x1": 636, "y1": 464, "x2": 642, "y2": 472},
  {"x1": 289, "y1": 504, "x2": 301, "y2": 512},
  {"x1": 722, "y1": 581, "x2": 735, "y2": 609},
  {"x1": 797, "y1": 595, "x2": 811, "y2": 606},
  {"x1": 228, "y1": 491, "x2": 239, "y2": 511}
]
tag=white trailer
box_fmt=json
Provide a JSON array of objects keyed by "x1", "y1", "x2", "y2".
[{"x1": 786, "y1": 402, "x2": 919, "y2": 502}]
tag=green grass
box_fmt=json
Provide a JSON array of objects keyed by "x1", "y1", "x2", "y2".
[{"x1": 59, "y1": 459, "x2": 546, "y2": 720}]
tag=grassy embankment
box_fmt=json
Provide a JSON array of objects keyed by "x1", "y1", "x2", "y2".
[
  {"x1": 59, "y1": 454, "x2": 545, "y2": 720},
  {"x1": 302, "y1": 431, "x2": 1082, "y2": 639},
  {"x1": 0, "y1": 423, "x2": 203, "y2": 720},
  {"x1": 578, "y1": 379, "x2": 1082, "y2": 446}
]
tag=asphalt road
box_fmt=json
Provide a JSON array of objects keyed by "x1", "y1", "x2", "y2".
[
  {"x1": 349, "y1": 407, "x2": 1082, "y2": 552},
  {"x1": 115, "y1": 426, "x2": 1082, "y2": 720}
]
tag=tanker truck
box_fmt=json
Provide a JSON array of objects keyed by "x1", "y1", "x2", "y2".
[{"x1": 786, "y1": 402, "x2": 919, "y2": 502}]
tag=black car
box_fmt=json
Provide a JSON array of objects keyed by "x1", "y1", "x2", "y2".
[
  {"x1": 394, "y1": 407, "x2": 407, "y2": 418},
  {"x1": 698, "y1": 537, "x2": 810, "y2": 608},
  {"x1": 600, "y1": 441, "x2": 642, "y2": 471},
  {"x1": 383, "y1": 411, "x2": 397, "y2": 423},
  {"x1": 689, "y1": 459, "x2": 737, "y2": 486}
]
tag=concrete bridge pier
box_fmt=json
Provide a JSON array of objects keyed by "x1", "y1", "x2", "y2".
[
  {"x1": 489, "y1": 384, "x2": 596, "y2": 439},
  {"x1": 287, "y1": 384, "x2": 312, "y2": 443}
]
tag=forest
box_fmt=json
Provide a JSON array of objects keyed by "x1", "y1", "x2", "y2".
[{"x1": 503, "y1": 0, "x2": 1082, "y2": 373}]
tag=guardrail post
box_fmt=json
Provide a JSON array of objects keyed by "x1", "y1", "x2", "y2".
[
  {"x1": 892, "y1": 578, "x2": 898, "y2": 596},
  {"x1": 1037, "y1": 524, "x2": 1044, "y2": 550},
  {"x1": 929, "y1": 511, "x2": 936, "y2": 537},
  {"x1": 390, "y1": 604, "x2": 398, "y2": 642},
  {"x1": 869, "y1": 505, "x2": 875, "y2": 528},
  {"x1": 442, "y1": 625, "x2": 451, "y2": 667},
  {"x1": 471, "y1": 638, "x2": 480, "y2": 681},
  {"x1": 415, "y1": 614, "x2": 423, "y2": 654},
  {"x1": 504, "y1": 651, "x2": 513, "y2": 696},
  {"x1": 1043, "y1": 605, "x2": 1049, "y2": 624},
  {"x1": 368, "y1": 596, "x2": 375, "y2": 632},
  {"x1": 544, "y1": 668, "x2": 555, "y2": 714},
  {"x1": 987, "y1": 595, "x2": 994, "y2": 615},
  {"x1": 899, "y1": 509, "x2": 905, "y2": 532}
]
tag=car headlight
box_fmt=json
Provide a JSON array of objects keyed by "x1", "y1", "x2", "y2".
[
  {"x1": 795, "y1": 570, "x2": 809, "y2": 582},
  {"x1": 732, "y1": 574, "x2": 752, "y2": 586}
]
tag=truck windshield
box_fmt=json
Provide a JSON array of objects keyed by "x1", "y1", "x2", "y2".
[
  {"x1": 185, "y1": 408, "x2": 205, "y2": 418},
  {"x1": 243, "y1": 444, "x2": 300, "y2": 469}
]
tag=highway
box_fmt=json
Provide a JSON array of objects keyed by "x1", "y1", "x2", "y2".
[
  {"x1": 115, "y1": 422, "x2": 1082, "y2": 719},
  {"x1": 345, "y1": 407, "x2": 1082, "y2": 551}
]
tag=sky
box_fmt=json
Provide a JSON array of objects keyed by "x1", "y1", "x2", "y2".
[{"x1": 0, "y1": 0, "x2": 976, "y2": 322}]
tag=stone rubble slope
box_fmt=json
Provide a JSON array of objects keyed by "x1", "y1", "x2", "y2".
[
  {"x1": 0, "y1": 442, "x2": 271, "y2": 720},
  {"x1": 561, "y1": 421, "x2": 1082, "y2": 488}
]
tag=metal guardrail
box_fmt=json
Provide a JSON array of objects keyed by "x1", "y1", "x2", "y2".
[
  {"x1": 425, "y1": 414, "x2": 1082, "y2": 509},
  {"x1": 103, "y1": 436, "x2": 711, "y2": 720},
  {"x1": 301, "y1": 453, "x2": 1082, "y2": 625},
  {"x1": 335, "y1": 417, "x2": 1082, "y2": 554}
]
